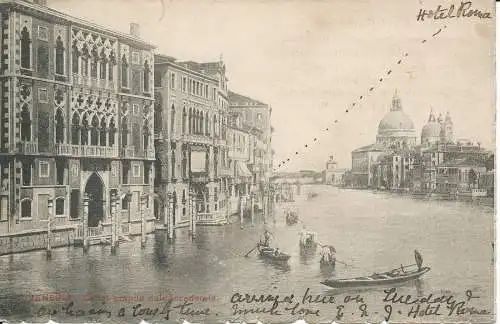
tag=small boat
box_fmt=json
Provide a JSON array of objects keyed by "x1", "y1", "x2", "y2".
[
  {"x1": 321, "y1": 266, "x2": 430, "y2": 288},
  {"x1": 307, "y1": 192, "x2": 319, "y2": 199},
  {"x1": 321, "y1": 250, "x2": 429, "y2": 288},
  {"x1": 258, "y1": 245, "x2": 291, "y2": 261},
  {"x1": 300, "y1": 231, "x2": 318, "y2": 249}
]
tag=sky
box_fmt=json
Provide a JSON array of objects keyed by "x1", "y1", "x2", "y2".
[{"x1": 49, "y1": 0, "x2": 495, "y2": 171}]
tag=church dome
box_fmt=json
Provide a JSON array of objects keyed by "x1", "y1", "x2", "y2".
[
  {"x1": 421, "y1": 109, "x2": 441, "y2": 144},
  {"x1": 378, "y1": 111, "x2": 415, "y2": 132},
  {"x1": 377, "y1": 91, "x2": 415, "y2": 135}
]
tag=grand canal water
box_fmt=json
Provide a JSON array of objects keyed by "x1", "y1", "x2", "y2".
[{"x1": 0, "y1": 185, "x2": 494, "y2": 323}]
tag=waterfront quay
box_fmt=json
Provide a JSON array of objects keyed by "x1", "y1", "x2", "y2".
[{"x1": 0, "y1": 185, "x2": 493, "y2": 323}]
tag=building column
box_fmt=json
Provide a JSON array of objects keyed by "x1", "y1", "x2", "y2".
[
  {"x1": 167, "y1": 192, "x2": 174, "y2": 240},
  {"x1": 250, "y1": 193, "x2": 255, "y2": 226},
  {"x1": 110, "y1": 192, "x2": 117, "y2": 254},
  {"x1": 209, "y1": 146, "x2": 214, "y2": 180},
  {"x1": 190, "y1": 190, "x2": 196, "y2": 238},
  {"x1": 239, "y1": 195, "x2": 244, "y2": 229},
  {"x1": 83, "y1": 193, "x2": 89, "y2": 252},
  {"x1": 140, "y1": 194, "x2": 147, "y2": 248},
  {"x1": 47, "y1": 198, "x2": 53, "y2": 259}
]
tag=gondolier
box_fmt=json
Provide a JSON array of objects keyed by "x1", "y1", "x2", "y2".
[
  {"x1": 415, "y1": 250, "x2": 423, "y2": 271},
  {"x1": 260, "y1": 229, "x2": 273, "y2": 247}
]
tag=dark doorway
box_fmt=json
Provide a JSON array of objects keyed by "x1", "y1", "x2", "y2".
[{"x1": 85, "y1": 173, "x2": 104, "y2": 227}]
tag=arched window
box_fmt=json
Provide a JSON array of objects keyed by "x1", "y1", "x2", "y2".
[
  {"x1": 200, "y1": 112, "x2": 204, "y2": 135},
  {"x1": 121, "y1": 117, "x2": 128, "y2": 146},
  {"x1": 99, "y1": 59, "x2": 106, "y2": 80},
  {"x1": 143, "y1": 121, "x2": 150, "y2": 150},
  {"x1": 108, "y1": 118, "x2": 116, "y2": 147},
  {"x1": 170, "y1": 104, "x2": 175, "y2": 135},
  {"x1": 20, "y1": 27, "x2": 31, "y2": 69},
  {"x1": 55, "y1": 109, "x2": 64, "y2": 143},
  {"x1": 90, "y1": 116, "x2": 99, "y2": 146},
  {"x1": 171, "y1": 147, "x2": 176, "y2": 179},
  {"x1": 108, "y1": 52, "x2": 115, "y2": 81},
  {"x1": 72, "y1": 43, "x2": 79, "y2": 74},
  {"x1": 188, "y1": 108, "x2": 193, "y2": 134},
  {"x1": 121, "y1": 54, "x2": 128, "y2": 88},
  {"x1": 182, "y1": 148, "x2": 187, "y2": 178},
  {"x1": 55, "y1": 36, "x2": 64, "y2": 75},
  {"x1": 205, "y1": 112, "x2": 209, "y2": 136},
  {"x1": 195, "y1": 111, "x2": 200, "y2": 134},
  {"x1": 213, "y1": 115, "x2": 218, "y2": 136},
  {"x1": 143, "y1": 60, "x2": 150, "y2": 92},
  {"x1": 20, "y1": 104, "x2": 31, "y2": 141},
  {"x1": 182, "y1": 108, "x2": 186, "y2": 134},
  {"x1": 71, "y1": 113, "x2": 80, "y2": 144},
  {"x1": 154, "y1": 99, "x2": 162, "y2": 134},
  {"x1": 81, "y1": 46, "x2": 89, "y2": 76},
  {"x1": 121, "y1": 195, "x2": 130, "y2": 210},
  {"x1": 90, "y1": 49, "x2": 98, "y2": 78},
  {"x1": 205, "y1": 150, "x2": 209, "y2": 171},
  {"x1": 81, "y1": 114, "x2": 89, "y2": 145},
  {"x1": 55, "y1": 197, "x2": 64, "y2": 216},
  {"x1": 99, "y1": 118, "x2": 107, "y2": 146},
  {"x1": 21, "y1": 199, "x2": 31, "y2": 218}
]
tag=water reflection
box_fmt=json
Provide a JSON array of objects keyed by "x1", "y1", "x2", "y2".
[{"x1": 0, "y1": 185, "x2": 493, "y2": 323}]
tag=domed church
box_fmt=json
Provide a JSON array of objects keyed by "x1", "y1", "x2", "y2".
[
  {"x1": 376, "y1": 90, "x2": 417, "y2": 148},
  {"x1": 421, "y1": 109, "x2": 454, "y2": 145}
]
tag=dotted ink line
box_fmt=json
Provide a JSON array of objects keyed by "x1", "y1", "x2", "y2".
[{"x1": 274, "y1": 25, "x2": 447, "y2": 171}]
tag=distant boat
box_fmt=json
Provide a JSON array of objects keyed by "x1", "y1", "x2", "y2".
[{"x1": 286, "y1": 209, "x2": 299, "y2": 225}]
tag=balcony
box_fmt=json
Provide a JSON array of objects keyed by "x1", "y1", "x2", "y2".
[
  {"x1": 214, "y1": 138, "x2": 226, "y2": 146},
  {"x1": 191, "y1": 172, "x2": 209, "y2": 183},
  {"x1": 219, "y1": 167, "x2": 233, "y2": 177},
  {"x1": 80, "y1": 145, "x2": 118, "y2": 158},
  {"x1": 146, "y1": 148, "x2": 155, "y2": 159},
  {"x1": 19, "y1": 141, "x2": 38, "y2": 154},
  {"x1": 59, "y1": 145, "x2": 118, "y2": 158},
  {"x1": 182, "y1": 134, "x2": 213, "y2": 146},
  {"x1": 122, "y1": 146, "x2": 136, "y2": 158},
  {"x1": 197, "y1": 211, "x2": 227, "y2": 225},
  {"x1": 55, "y1": 143, "x2": 72, "y2": 156}
]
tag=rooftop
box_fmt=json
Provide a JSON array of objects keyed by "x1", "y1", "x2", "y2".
[
  {"x1": 1, "y1": 0, "x2": 155, "y2": 49},
  {"x1": 229, "y1": 91, "x2": 267, "y2": 107}
]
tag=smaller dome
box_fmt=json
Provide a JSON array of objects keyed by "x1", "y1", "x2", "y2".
[{"x1": 421, "y1": 122, "x2": 441, "y2": 142}]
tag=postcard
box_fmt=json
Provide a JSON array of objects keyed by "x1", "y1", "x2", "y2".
[{"x1": 0, "y1": 0, "x2": 495, "y2": 323}]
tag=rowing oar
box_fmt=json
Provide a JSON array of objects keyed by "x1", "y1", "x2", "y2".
[{"x1": 244, "y1": 244, "x2": 258, "y2": 257}]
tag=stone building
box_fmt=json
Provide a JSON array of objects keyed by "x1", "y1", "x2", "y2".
[
  {"x1": 228, "y1": 91, "x2": 272, "y2": 212},
  {"x1": 351, "y1": 91, "x2": 416, "y2": 188},
  {"x1": 154, "y1": 55, "x2": 230, "y2": 232},
  {"x1": 0, "y1": 0, "x2": 156, "y2": 252},
  {"x1": 323, "y1": 156, "x2": 348, "y2": 186}
]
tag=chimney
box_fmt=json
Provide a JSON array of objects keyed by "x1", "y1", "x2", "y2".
[{"x1": 130, "y1": 23, "x2": 140, "y2": 38}]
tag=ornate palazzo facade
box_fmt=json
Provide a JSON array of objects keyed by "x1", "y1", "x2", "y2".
[
  {"x1": 0, "y1": 0, "x2": 155, "y2": 239},
  {"x1": 154, "y1": 55, "x2": 230, "y2": 233}
]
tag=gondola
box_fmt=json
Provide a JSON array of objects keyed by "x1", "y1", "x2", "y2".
[
  {"x1": 320, "y1": 250, "x2": 429, "y2": 288},
  {"x1": 258, "y1": 245, "x2": 291, "y2": 261},
  {"x1": 286, "y1": 210, "x2": 299, "y2": 225},
  {"x1": 320, "y1": 265, "x2": 430, "y2": 288}
]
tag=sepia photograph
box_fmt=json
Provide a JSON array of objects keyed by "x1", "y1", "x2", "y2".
[{"x1": 0, "y1": 0, "x2": 495, "y2": 323}]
